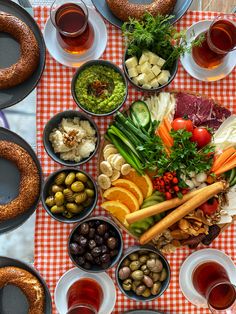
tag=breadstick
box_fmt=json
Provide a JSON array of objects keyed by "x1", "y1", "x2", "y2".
[
  {"x1": 139, "y1": 181, "x2": 226, "y2": 245},
  {"x1": 126, "y1": 186, "x2": 210, "y2": 224}
]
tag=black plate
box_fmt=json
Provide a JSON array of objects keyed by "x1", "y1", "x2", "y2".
[
  {"x1": 0, "y1": 127, "x2": 43, "y2": 234},
  {"x1": 0, "y1": 0, "x2": 46, "y2": 109},
  {"x1": 92, "y1": 0, "x2": 193, "y2": 28},
  {"x1": 0, "y1": 256, "x2": 52, "y2": 314}
]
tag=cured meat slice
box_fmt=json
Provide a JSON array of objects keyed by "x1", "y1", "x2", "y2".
[{"x1": 174, "y1": 92, "x2": 231, "y2": 130}]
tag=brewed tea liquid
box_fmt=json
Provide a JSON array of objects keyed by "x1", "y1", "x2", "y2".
[
  {"x1": 192, "y1": 261, "x2": 236, "y2": 310},
  {"x1": 67, "y1": 278, "x2": 103, "y2": 314},
  {"x1": 55, "y1": 3, "x2": 94, "y2": 54},
  {"x1": 192, "y1": 19, "x2": 236, "y2": 69}
]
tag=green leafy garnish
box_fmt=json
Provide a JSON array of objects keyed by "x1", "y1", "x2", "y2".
[{"x1": 122, "y1": 13, "x2": 204, "y2": 70}]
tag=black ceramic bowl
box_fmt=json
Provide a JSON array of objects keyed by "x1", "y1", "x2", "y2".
[
  {"x1": 43, "y1": 110, "x2": 100, "y2": 167},
  {"x1": 116, "y1": 245, "x2": 171, "y2": 302},
  {"x1": 71, "y1": 60, "x2": 128, "y2": 116},
  {"x1": 123, "y1": 50, "x2": 178, "y2": 93},
  {"x1": 42, "y1": 168, "x2": 98, "y2": 224},
  {"x1": 68, "y1": 216, "x2": 123, "y2": 273}
]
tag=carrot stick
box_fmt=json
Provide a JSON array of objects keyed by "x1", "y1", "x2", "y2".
[
  {"x1": 126, "y1": 185, "x2": 210, "y2": 224},
  {"x1": 164, "y1": 117, "x2": 172, "y2": 132},
  {"x1": 158, "y1": 127, "x2": 172, "y2": 147},
  {"x1": 139, "y1": 181, "x2": 226, "y2": 245},
  {"x1": 214, "y1": 161, "x2": 236, "y2": 176},
  {"x1": 159, "y1": 124, "x2": 173, "y2": 146},
  {"x1": 211, "y1": 147, "x2": 236, "y2": 172},
  {"x1": 221, "y1": 152, "x2": 236, "y2": 166}
]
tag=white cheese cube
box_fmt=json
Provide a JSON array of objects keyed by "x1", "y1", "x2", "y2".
[
  {"x1": 157, "y1": 70, "x2": 171, "y2": 85},
  {"x1": 125, "y1": 56, "x2": 138, "y2": 69},
  {"x1": 136, "y1": 65, "x2": 142, "y2": 74},
  {"x1": 139, "y1": 53, "x2": 149, "y2": 65},
  {"x1": 128, "y1": 67, "x2": 138, "y2": 78},
  {"x1": 137, "y1": 73, "x2": 148, "y2": 85},
  {"x1": 150, "y1": 78, "x2": 159, "y2": 88},
  {"x1": 157, "y1": 57, "x2": 166, "y2": 67},
  {"x1": 148, "y1": 52, "x2": 160, "y2": 65},
  {"x1": 146, "y1": 70, "x2": 155, "y2": 82},
  {"x1": 151, "y1": 65, "x2": 161, "y2": 76},
  {"x1": 132, "y1": 77, "x2": 139, "y2": 85},
  {"x1": 140, "y1": 61, "x2": 151, "y2": 74},
  {"x1": 142, "y1": 84, "x2": 152, "y2": 89}
]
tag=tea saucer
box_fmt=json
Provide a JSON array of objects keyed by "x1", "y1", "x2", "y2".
[
  {"x1": 181, "y1": 20, "x2": 236, "y2": 82},
  {"x1": 43, "y1": 7, "x2": 107, "y2": 67},
  {"x1": 54, "y1": 267, "x2": 116, "y2": 314},
  {"x1": 179, "y1": 249, "x2": 236, "y2": 308}
]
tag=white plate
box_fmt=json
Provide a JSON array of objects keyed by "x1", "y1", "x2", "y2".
[
  {"x1": 179, "y1": 249, "x2": 236, "y2": 308},
  {"x1": 181, "y1": 20, "x2": 236, "y2": 82},
  {"x1": 43, "y1": 7, "x2": 107, "y2": 67},
  {"x1": 54, "y1": 267, "x2": 116, "y2": 314}
]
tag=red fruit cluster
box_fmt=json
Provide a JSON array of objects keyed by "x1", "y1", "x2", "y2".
[{"x1": 152, "y1": 172, "x2": 188, "y2": 199}]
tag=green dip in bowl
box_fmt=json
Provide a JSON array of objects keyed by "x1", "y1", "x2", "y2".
[{"x1": 71, "y1": 60, "x2": 128, "y2": 116}]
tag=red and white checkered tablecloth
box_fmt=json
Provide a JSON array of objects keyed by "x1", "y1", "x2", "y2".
[{"x1": 34, "y1": 7, "x2": 236, "y2": 314}]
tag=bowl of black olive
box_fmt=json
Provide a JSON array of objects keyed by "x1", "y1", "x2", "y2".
[
  {"x1": 116, "y1": 245, "x2": 170, "y2": 301},
  {"x1": 68, "y1": 216, "x2": 123, "y2": 272}
]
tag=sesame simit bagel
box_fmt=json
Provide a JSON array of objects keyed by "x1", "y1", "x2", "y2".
[
  {"x1": 0, "y1": 140, "x2": 40, "y2": 221},
  {"x1": 0, "y1": 266, "x2": 45, "y2": 314},
  {"x1": 0, "y1": 11, "x2": 39, "y2": 90},
  {"x1": 106, "y1": 0, "x2": 177, "y2": 22}
]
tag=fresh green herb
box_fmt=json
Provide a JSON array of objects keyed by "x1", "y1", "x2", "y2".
[
  {"x1": 122, "y1": 13, "x2": 204, "y2": 70},
  {"x1": 157, "y1": 129, "x2": 215, "y2": 176}
]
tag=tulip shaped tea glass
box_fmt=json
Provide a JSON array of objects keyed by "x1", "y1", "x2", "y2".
[
  {"x1": 50, "y1": 0, "x2": 94, "y2": 54},
  {"x1": 66, "y1": 278, "x2": 103, "y2": 314},
  {"x1": 192, "y1": 14, "x2": 236, "y2": 69},
  {"x1": 192, "y1": 261, "x2": 236, "y2": 313}
]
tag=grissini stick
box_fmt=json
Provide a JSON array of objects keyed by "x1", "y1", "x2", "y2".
[
  {"x1": 139, "y1": 181, "x2": 226, "y2": 245},
  {"x1": 126, "y1": 185, "x2": 210, "y2": 224}
]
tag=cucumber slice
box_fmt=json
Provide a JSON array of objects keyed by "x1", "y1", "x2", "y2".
[{"x1": 130, "y1": 101, "x2": 151, "y2": 129}]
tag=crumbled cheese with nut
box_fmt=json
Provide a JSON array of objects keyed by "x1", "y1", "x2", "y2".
[{"x1": 49, "y1": 117, "x2": 97, "y2": 162}]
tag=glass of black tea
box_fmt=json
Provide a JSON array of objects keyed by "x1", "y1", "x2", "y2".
[
  {"x1": 50, "y1": 0, "x2": 94, "y2": 55},
  {"x1": 192, "y1": 14, "x2": 236, "y2": 69}
]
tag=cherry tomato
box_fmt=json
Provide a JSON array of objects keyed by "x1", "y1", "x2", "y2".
[
  {"x1": 199, "y1": 198, "x2": 219, "y2": 216},
  {"x1": 191, "y1": 127, "x2": 212, "y2": 148},
  {"x1": 172, "y1": 118, "x2": 194, "y2": 133}
]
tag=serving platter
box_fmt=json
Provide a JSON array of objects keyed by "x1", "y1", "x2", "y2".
[
  {"x1": 0, "y1": 127, "x2": 43, "y2": 234},
  {"x1": 92, "y1": 0, "x2": 193, "y2": 29},
  {"x1": 0, "y1": 256, "x2": 52, "y2": 314},
  {"x1": 98, "y1": 90, "x2": 236, "y2": 252},
  {"x1": 0, "y1": 0, "x2": 46, "y2": 109}
]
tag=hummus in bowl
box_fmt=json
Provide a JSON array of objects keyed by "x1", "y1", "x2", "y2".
[{"x1": 71, "y1": 60, "x2": 128, "y2": 116}]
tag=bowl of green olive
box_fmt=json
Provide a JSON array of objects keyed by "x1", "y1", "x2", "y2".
[
  {"x1": 42, "y1": 168, "x2": 98, "y2": 223},
  {"x1": 116, "y1": 245, "x2": 170, "y2": 301}
]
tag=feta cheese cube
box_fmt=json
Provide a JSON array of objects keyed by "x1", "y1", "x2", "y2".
[
  {"x1": 157, "y1": 70, "x2": 171, "y2": 85},
  {"x1": 137, "y1": 73, "x2": 148, "y2": 85},
  {"x1": 157, "y1": 57, "x2": 166, "y2": 67},
  {"x1": 150, "y1": 78, "x2": 159, "y2": 88},
  {"x1": 142, "y1": 84, "x2": 152, "y2": 89},
  {"x1": 140, "y1": 61, "x2": 151, "y2": 74},
  {"x1": 146, "y1": 70, "x2": 155, "y2": 82},
  {"x1": 136, "y1": 65, "x2": 142, "y2": 74},
  {"x1": 132, "y1": 77, "x2": 139, "y2": 85},
  {"x1": 148, "y1": 52, "x2": 160, "y2": 65},
  {"x1": 139, "y1": 53, "x2": 149, "y2": 65},
  {"x1": 151, "y1": 65, "x2": 161, "y2": 76},
  {"x1": 128, "y1": 67, "x2": 138, "y2": 78},
  {"x1": 125, "y1": 56, "x2": 138, "y2": 69}
]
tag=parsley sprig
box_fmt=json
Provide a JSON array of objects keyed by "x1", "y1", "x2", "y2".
[
  {"x1": 122, "y1": 13, "x2": 204, "y2": 70},
  {"x1": 157, "y1": 129, "x2": 215, "y2": 176}
]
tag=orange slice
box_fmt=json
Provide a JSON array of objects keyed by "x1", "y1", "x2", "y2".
[
  {"x1": 101, "y1": 200, "x2": 130, "y2": 227},
  {"x1": 112, "y1": 179, "x2": 143, "y2": 206},
  {"x1": 122, "y1": 169, "x2": 153, "y2": 198},
  {"x1": 103, "y1": 187, "x2": 139, "y2": 212}
]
